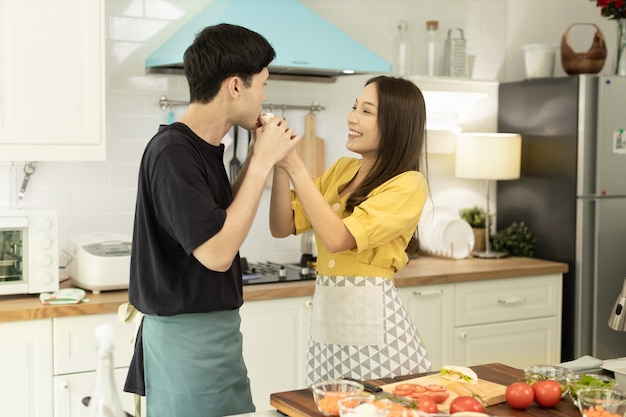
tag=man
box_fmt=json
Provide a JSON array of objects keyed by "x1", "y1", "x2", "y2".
[{"x1": 124, "y1": 23, "x2": 300, "y2": 417}]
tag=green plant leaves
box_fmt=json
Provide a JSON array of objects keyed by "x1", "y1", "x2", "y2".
[{"x1": 492, "y1": 221, "x2": 537, "y2": 257}]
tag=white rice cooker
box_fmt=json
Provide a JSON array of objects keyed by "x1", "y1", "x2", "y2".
[{"x1": 66, "y1": 232, "x2": 131, "y2": 293}]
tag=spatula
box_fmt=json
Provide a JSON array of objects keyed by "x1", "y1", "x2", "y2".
[{"x1": 229, "y1": 125, "x2": 241, "y2": 183}]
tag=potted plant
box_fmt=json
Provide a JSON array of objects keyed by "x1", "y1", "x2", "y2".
[
  {"x1": 491, "y1": 221, "x2": 538, "y2": 257},
  {"x1": 459, "y1": 206, "x2": 488, "y2": 252}
]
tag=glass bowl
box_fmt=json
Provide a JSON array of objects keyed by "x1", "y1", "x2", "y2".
[
  {"x1": 524, "y1": 364, "x2": 574, "y2": 398},
  {"x1": 566, "y1": 373, "x2": 618, "y2": 405},
  {"x1": 338, "y1": 394, "x2": 392, "y2": 417},
  {"x1": 311, "y1": 379, "x2": 365, "y2": 416},
  {"x1": 576, "y1": 387, "x2": 626, "y2": 417}
]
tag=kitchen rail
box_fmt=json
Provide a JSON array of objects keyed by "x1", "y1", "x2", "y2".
[
  {"x1": 158, "y1": 95, "x2": 325, "y2": 113},
  {"x1": 0, "y1": 256, "x2": 568, "y2": 323}
]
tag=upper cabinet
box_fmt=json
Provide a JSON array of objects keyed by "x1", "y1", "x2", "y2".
[{"x1": 0, "y1": 0, "x2": 105, "y2": 161}]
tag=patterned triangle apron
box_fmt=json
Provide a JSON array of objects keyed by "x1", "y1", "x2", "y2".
[{"x1": 306, "y1": 275, "x2": 432, "y2": 386}]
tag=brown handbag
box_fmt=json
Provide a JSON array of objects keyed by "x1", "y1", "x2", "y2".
[{"x1": 561, "y1": 23, "x2": 607, "y2": 74}]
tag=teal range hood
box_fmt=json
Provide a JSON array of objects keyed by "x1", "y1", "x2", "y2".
[{"x1": 145, "y1": 0, "x2": 391, "y2": 79}]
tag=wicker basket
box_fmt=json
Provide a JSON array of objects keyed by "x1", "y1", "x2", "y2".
[{"x1": 561, "y1": 23, "x2": 607, "y2": 74}]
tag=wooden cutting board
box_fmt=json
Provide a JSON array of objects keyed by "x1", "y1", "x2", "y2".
[
  {"x1": 381, "y1": 373, "x2": 507, "y2": 413},
  {"x1": 297, "y1": 113, "x2": 325, "y2": 178}
]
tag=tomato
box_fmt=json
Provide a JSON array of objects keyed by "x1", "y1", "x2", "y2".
[
  {"x1": 449, "y1": 396, "x2": 484, "y2": 414},
  {"x1": 425, "y1": 384, "x2": 450, "y2": 404},
  {"x1": 392, "y1": 389, "x2": 413, "y2": 398},
  {"x1": 415, "y1": 395, "x2": 439, "y2": 414},
  {"x1": 393, "y1": 383, "x2": 426, "y2": 399},
  {"x1": 505, "y1": 382, "x2": 534, "y2": 409},
  {"x1": 532, "y1": 380, "x2": 562, "y2": 408},
  {"x1": 397, "y1": 383, "x2": 425, "y2": 392}
]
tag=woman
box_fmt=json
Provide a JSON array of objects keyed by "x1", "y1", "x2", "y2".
[{"x1": 269, "y1": 76, "x2": 432, "y2": 386}]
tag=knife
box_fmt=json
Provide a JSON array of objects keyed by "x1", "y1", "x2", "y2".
[{"x1": 343, "y1": 377, "x2": 383, "y2": 393}]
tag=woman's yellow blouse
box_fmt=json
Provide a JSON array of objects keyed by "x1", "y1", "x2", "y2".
[{"x1": 291, "y1": 157, "x2": 428, "y2": 279}]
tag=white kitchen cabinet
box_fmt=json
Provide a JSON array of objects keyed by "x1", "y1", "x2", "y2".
[
  {"x1": 0, "y1": 319, "x2": 53, "y2": 417},
  {"x1": 452, "y1": 274, "x2": 562, "y2": 369},
  {"x1": 398, "y1": 273, "x2": 562, "y2": 370},
  {"x1": 53, "y1": 313, "x2": 140, "y2": 417},
  {"x1": 54, "y1": 368, "x2": 136, "y2": 417},
  {"x1": 398, "y1": 284, "x2": 454, "y2": 370},
  {"x1": 453, "y1": 317, "x2": 560, "y2": 368},
  {"x1": 53, "y1": 313, "x2": 135, "y2": 375},
  {"x1": 240, "y1": 295, "x2": 313, "y2": 411},
  {"x1": 0, "y1": 0, "x2": 105, "y2": 161}
]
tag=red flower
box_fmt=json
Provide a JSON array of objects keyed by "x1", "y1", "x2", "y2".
[{"x1": 592, "y1": 0, "x2": 626, "y2": 19}]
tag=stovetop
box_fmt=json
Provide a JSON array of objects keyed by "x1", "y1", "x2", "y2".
[{"x1": 241, "y1": 259, "x2": 316, "y2": 285}]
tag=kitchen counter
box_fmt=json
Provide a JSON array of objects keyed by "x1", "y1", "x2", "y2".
[{"x1": 0, "y1": 256, "x2": 567, "y2": 323}]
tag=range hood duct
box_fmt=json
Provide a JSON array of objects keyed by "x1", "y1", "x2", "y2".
[{"x1": 145, "y1": 0, "x2": 391, "y2": 80}]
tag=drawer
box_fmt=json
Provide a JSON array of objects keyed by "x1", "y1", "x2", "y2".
[
  {"x1": 53, "y1": 313, "x2": 136, "y2": 375},
  {"x1": 453, "y1": 316, "x2": 561, "y2": 368},
  {"x1": 454, "y1": 274, "x2": 562, "y2": 326}
]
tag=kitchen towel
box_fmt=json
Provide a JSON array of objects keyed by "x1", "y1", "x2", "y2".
[
  {"x1": 559, "y1": 355, "x2": 603, "y2": 372},
  {"x1": 40, "y1": 288, "x2": 88, "y2": 305}
]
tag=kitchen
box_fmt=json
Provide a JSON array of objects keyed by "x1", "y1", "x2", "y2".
[{"x1": 1, "y1": 0, "x2": 625, "y2": 416}]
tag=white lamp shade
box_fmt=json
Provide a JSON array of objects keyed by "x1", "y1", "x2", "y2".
[{"x1": 455, "y1": 133, "x2": 522, "y2": 180}]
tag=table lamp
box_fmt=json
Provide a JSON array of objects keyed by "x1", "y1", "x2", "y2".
[
  {"x1": 609, "y1": 278, "x2": 626, "y2": 331},
  {"x1": 455, "y1": 132, "x2": 521, "y2": 258}
]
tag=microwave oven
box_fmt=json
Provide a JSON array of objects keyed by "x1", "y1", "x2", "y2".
[{"x1": 0, "y1": 209, "x2": 59, "y2": 295}]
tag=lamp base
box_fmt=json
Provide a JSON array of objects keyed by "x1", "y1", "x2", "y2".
[{"x1": 472, "y1": 250, "x2": 509, "y2": 259}]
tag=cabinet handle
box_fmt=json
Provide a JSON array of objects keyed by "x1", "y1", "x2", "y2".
[
  {"x1": 413, "y1": 289, "x2": 443, "y2": 297},
  {"x1": 459, "y1": 332, "x2": 468, "y2": 340},
  {"x1": 498, "y1": 297, "x2": 526, "y2": 305},
  {"x1": 58, "y1": 381, "x2": 69, "y2": 391},
  {"x1": 304, "y1": 299, "x2": 313, "y2": 308}
]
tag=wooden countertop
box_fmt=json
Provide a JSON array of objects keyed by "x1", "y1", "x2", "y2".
[{"x1": 0, "y1": 256, "x2": 568, "y2": 323}]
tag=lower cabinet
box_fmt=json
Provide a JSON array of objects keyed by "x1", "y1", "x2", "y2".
[
  {"x1": 239, "y1": 295, "x2": 313, "y2": 412},
  {"x1": 52, "y1": 313, "x2": 141, "y2": 417},
  {"x1": 399, "y1": 273, "x2": 563, "y2": 370},
  {"x1": 397, "y1": 284, "x2": 454, "y2": 370},
  {"x1": 452, "y1": 274, "x2": 562, "y2": 368},
  {"x1": 53, "y1": 368, "x2": 137, "y2": 417},
  {"x1": 453, "y1": 317, "x2": 561, "y2": 368},
  {"x1": 0, "y1": 319, "x2": 53, "y2": 417}
]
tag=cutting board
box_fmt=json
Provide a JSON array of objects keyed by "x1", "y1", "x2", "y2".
[
  {"x1": 297, "y1": 113, "x2": 325, "y2": 178},
  {"x1": 381, "y1": 373, "x2": 507, "y2": 413}
]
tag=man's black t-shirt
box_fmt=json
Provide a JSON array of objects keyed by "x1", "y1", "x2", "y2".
[{"x1": 128, "y1": 123, "x2": 243, "y2": 315}]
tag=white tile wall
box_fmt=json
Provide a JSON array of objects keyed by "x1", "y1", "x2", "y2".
[{"x1": 0, "y1": 0, "x2": 619, "y2": 265}]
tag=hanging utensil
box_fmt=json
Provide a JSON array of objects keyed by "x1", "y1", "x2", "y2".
[
  {"x1": 18, "y1": 161, "x2": 37, "y2": 200},
  {"x1": 229, "y1": 125, "x2": 241, "y2": 183}
]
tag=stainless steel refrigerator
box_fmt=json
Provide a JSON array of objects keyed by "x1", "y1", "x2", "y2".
[{"x1": 497, "y1": 75, "x2": 626, "y2": 362}]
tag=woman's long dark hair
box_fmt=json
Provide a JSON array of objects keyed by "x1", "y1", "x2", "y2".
[{"x1": 345, "y1": 76, "x2": 428, "y2": 255}]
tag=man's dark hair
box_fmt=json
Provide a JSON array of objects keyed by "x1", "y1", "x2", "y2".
[{"x1": 183, "y1": 23, "x2": 276, "y2": 103}]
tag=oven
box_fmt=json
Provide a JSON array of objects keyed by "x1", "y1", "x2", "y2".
[{"x1": 0, "y1": 209, "x2": 59, "y2": 295}]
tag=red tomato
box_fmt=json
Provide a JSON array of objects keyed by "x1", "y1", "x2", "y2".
[
  {"x1": 449, "y1": 396, "x2": 484, "y2": 414},
  {"x1": 415, "y1": 396, "x2": 439, "y2": 414},
  {"x1": 392, "y1": 389, "x2": 413, "y2": 398},
  {"x1": 397, "y1": 383, "x2": 424, "y2": 392},
  {"x1": 393, "y1": 383, "x2": 426, "y2": 399},
  {"x1": 505, "y1": 382, "x2": 535, "y2": 410},
  {"x1": 425, "y1": 384, "x2": 450, "y2": 404},
  {"x1": 532, "y1": 380, "x2": 562, "y2": 408}
]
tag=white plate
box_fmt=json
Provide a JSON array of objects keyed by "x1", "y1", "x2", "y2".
[{"x1": 439, "y1": 218, "x2": 474, "y2": 259}]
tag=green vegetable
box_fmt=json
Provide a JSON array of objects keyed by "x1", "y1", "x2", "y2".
[{"x1": 569, "y1": 375, "x2": 614, "y2": 397}]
